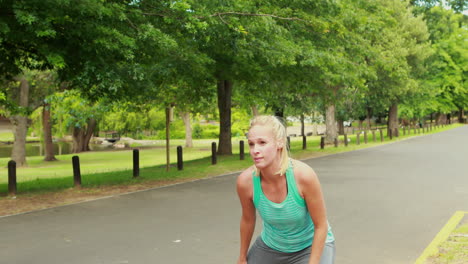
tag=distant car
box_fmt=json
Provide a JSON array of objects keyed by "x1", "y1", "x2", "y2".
[{"x1": 343, "y1": 120, "x2": 353, "y2": 127}]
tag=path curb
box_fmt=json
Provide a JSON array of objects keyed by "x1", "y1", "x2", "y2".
[{"x1": 414, "y1": 211, "x2": 467, "y2": 263}]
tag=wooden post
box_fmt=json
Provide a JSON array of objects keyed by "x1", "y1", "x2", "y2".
[
  {"x1": 344, "y1": 134, "x2": 348, "y2": 147},
  {"x1": 334, "y1": 137, "x2": 338, "y2": 147},
  {"x1": 320, "y1": 136, "x2": 325, "y2": 149},
  {"x1": 379, "y1": 129, "x2": 384, "y2": 142},
  {"x1": 403, "y1": 127, "x2": 406, "y2": 136},
  {"x1": 302, "y1": 135, "x2": 307, "y2": 150},
  {"x1": 177, "y1": 146, "x2": 183, "y2": 171},
  {"x1": 372, "y1": 130, "x2": 376, "y2": 142},
  {"x1": 240, "y1": 140, "x2": 245, "y2": 160},
  {"x1": 72, "y1": 155, "x2": 81, "y2": 187},
  {"x1": 356, "y1": 132, "x2": 360, "y2": 145},
  {"x1": 8, "y1": 160, "x2": 17, "y2": 196},
  {"x1": 364, "y1": 131, "x2": 368, "y2": 144},
  {"x1": 287, "y1": 136, "x2": 291, "y2": 151},
  {"x1": 211, "y1": 142, "x2": 217, "y2": 165},
  {"x1": 133, "y1": 149, "x2": 140, "y2": 177}
]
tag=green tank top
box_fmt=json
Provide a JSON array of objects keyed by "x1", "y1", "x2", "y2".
[{"x1": 252, "y1": 162, "x2": 335, "y2": 253}]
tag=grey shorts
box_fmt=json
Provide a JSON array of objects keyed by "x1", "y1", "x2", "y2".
[{"x1": 247, "y1": 237, "x2": 335, "y2": 264}]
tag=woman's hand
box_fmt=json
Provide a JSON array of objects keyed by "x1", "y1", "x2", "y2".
[{"x1": 237, "y1": 257, "x2": 248, "y2": 264}]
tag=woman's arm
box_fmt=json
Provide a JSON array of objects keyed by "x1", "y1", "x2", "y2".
[
  {"x1": 294, "y1": 161, "x2": 329, "y2": 264},
  {"x1": 236, "y1": 169, "x2": 256, "y2": 264}
]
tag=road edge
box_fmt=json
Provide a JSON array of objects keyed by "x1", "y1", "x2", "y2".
[{"x1": 414, "y1": 210, "x2": 467, "y2": 264}]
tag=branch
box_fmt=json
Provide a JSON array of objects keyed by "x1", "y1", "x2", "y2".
[
  {"x1": 207, "y1": 12, "x2": 308, "y2": 23},
  {"x1": 141, "y1": 10, "x2": 309, "y2": 24}
]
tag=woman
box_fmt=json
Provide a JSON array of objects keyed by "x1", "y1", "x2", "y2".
[{"x1": 236, "y1": 115, "x2": 335, "y2": 264}]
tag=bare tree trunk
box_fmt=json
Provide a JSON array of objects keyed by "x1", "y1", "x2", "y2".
[
  {"x1": 366, "y1": 107, "x2": 372, "y2": 129},
  {"x1": 325, "y1": 104, "x2": 337, "y2": 144},
  {"x1": 435, "y1": 113, "x2": 446, "y2": 125},
  {"x1": 71, "y1": 119, "x2": 96, "y2": 153},
  {"x1": 337, "y1": 118, "x2": 345, "y2": 135},
  {"x1": 165, "y1": 107, "x2": 171, "y2": 172},
  {"x1": 251, "y1": 105, "x2": 259, "y2": 117},
  {"x1": 300, "y1": 114, "x2": 305, "y2": 136},
  {"x1": 387, "y1": 103, "x2": 398, "y2": 135},
  {"x1": 180, "y1": 111, "x2": 193, "y2": 148},
  {"x1": 42, "y1": 103, "x2": 57, "y2": 161},
  {"x1": 10, "y1": 78, "x2": 30, "y2": 166},
  {"x1": 217, "y1": 80, "x2": 232, "y2": 155},
  {"x1": 312, "y1": 112, "x2": 318, "y2": 136}
]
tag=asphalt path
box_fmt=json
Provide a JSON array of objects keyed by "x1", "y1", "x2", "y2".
[{"x1": 1, "y1": 125, "x2": 467, "y2": 264}]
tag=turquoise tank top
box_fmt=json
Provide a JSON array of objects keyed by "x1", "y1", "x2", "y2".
[{"x1": 252, "y1": 162, "x2": 335, "y2": 253}]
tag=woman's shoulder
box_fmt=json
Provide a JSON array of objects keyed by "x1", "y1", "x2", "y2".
[
  {"x1": 291, "y1": 159, "x2": 318, "y2": 185},
  {"x1": 237, "y1": 166, "x2": 255, "y2": 199},
  {"x1": 237, "y1": 166, "x2": 255, "y2": 187}
]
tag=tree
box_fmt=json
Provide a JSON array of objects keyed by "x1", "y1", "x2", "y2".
[
  {"x1": 422, "y1": 7, "x2": 467, "y2": 123},
  {"x1": 362, "y1": 0, "x2": 431, "y2": 134},
  {"x1": 52, "y1": 91, "x2": 108, "y2": 153}
]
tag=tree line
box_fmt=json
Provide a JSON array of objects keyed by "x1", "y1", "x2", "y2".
[{"x1": 1, "y1": 0, "x2": 466, "y2": 166}]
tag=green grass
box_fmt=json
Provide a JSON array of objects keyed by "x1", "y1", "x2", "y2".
[
  {"x1": 0, "y1": 123, "x2": 463, "y2": 196},
  {"x1": 427, "y1": 222, "x2": 468, "y2": 263}
]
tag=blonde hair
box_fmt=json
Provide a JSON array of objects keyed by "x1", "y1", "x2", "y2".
[{"x1": 249, "y1": 115, "x2": 290, "y2": 176}]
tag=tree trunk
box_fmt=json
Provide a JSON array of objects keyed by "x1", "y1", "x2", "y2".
[
  {"x1": 251, "y1": 105, "x2": 259, "y2": 117},
  {"x1": 71, "y1": 118, "x2": 96, "y2": 153},
  {"x1": 42, "y1": 103, "x2": 57, "y2": 161},
  {"x1": 387, "y1": 103, "x2": 398, "y2": 135},
  {"x1": 312, "y1": 112, "x2": 318, "y2": 136},
  {"x1": 435, "y1": 113, "x2": 446, "y2": 125},
  {"x1": 166, "y1": 107, "x2": 171, "y2": 172},
  {"x1": 337, "y1": 118, "x2": 345, "y2": 135},
  {"x1": 10, "y1": 78, "x2": 30, "y2": 166},
  {"x1": 325, "y1": 104, "x2": 337, "y2": 144},
  {"x1": 217, "y1": 80, "x2": 232, "y2": 155},
  {"x1": 300, "y1": 114, "x2": 305, "y2": 136},
  {"x1": 458, "y1": 108, "x2": 465, "y2": 123},
  {"x1": 366, "y1": 107, "x2": 372, "y2": 129},
  {"x1": 180, "y1": 111, "x2": 193, "y2": 148}
]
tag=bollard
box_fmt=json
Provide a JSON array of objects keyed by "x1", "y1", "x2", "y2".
[
  {"x1": 240, "y1": 140, "x2": 245, "y2": 160},
  {"x1": 334, "y1": 138, "x2": 338, "y2": 147},
  {"x1": 372, "y1": 130, "x2": 376, "y2": 142},
  {"x1": 211, "y1": 142, "x2": 217, "y2": 165},
  {"x1": 356, "y1": 132, "x2": 360, "y2": 145},
  {"x1": 320, "y1": 137, "x2": 325, "y2": 149},
  {"x1": 133, "y1": 149, "x2": 140, "y2": 177},
  {"x1": 344, "y1": 134, "x2": 348, "y2": 146},
  {"x1": 72, "y1": 155, "x2": 81, "y2": 187},
  {"x1": 8, "y1": 160, "x2": 17, "y2": 196},
  {"x1": 379, "y1": 129, "x2": 384, "y2": 142},
  {"x1": 177, "y1": 146, "x2": 183, "y2": 171},
  {"x1": 364, "y1": 131, "x2": 368, "y2": 144},
  {"x1": 302, "y1": 135, "x2": 307, "y2": 150}
]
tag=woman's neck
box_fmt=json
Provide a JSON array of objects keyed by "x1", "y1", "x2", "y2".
[{"x1": 259, "y1": 161, "x2": 282, "y2": 183}]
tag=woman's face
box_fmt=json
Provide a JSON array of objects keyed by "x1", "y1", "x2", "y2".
[{"x1": 247, "y1": 125, "x2": 282, "y2": 171}]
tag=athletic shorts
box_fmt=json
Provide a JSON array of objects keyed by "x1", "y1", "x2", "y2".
[{"x1": 247, "y1": 236, "x2": 336, "y2": 264}]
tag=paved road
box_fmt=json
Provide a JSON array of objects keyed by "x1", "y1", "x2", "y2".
[{"x1": 1, "y1": 126, "x2": 467, "y2": 264}]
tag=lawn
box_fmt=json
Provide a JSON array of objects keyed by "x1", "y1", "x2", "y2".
[{"x1": 0, "y1": 123, "x2": 463, "y2": 196}]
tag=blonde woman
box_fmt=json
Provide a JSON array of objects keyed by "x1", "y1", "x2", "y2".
[{"x1": 236, "y1": 115, "x2": 335, "y2": 264}]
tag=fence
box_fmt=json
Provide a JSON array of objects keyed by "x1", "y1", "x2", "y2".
[{"x1": 3, "y1": 122, "x2": 462, "y2": 196}]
